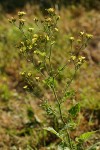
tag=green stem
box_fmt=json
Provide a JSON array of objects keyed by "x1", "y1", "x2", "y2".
[
  {"x1": 63, "y1": 68, "x2": 77, "y2": 101},
  {"x1": 52, "y1": 82, "x2": 65, "y2": 124},
  {"x1": 48, "y1": 44, "x2": 53, "y2": 74},
  {"x1": 52, "y1": 83, "x2": 73, "y2": 149},
  {"x1": 54, "y1": 61, "x2": 70, "y2": 78}
]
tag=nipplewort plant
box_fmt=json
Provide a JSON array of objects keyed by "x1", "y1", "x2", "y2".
[{"x1": 9, "y1": 8, "x2": 98, "y2": 150}]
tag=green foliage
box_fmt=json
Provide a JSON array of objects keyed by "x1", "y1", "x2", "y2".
[
  {"x1": 44, "y1": 127, "x2": 63, "y2": 141},
  {"x1": 27, "y1": 107, "x2": 34, "y2": 121},
  {"x1": 68, "y1": 103, "x2": 80, "y2": 118},
  {"x1": 10, "y1": 8, "x2": 95, "y2": 149},
  {"x1": 0, "y1": 83, "x2": 11, "y2": 101},
  {"x1": 76, "y1": 131, "x2": 95, "y2": 143}
]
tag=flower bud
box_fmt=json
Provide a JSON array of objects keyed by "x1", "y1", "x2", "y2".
[{"x1": 69, "y1": 37, "x2": 75, "y2": 41}]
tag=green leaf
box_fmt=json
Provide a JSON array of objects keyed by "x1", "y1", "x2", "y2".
[
  {"x1": 76, "y1": 131, "x2": 95, "y2": 142},
  {"x1": 27, "y1": 107, "x2": 34, "y2": 120},
  {"x1": 62, "y1": 122, "x2": 76, "y2": 130},
  {"x1": 68, "y1": 103, "x2": 80, "y2": 117},
  {"x1": 44, "y1": 127, "x2": 63, "y2": 140},
  {"x1": 64, "y1": 90, "x2": 75, "y2": 98},
  {"x1": 41, "y1": 99, "x2": 56, "y2": 116},
  {"x1": 39, "y1": 51, "x2": 46, "y2": 57},
  {"x1": 44, "y1": 77, "x2": 56, "y2": 88}
]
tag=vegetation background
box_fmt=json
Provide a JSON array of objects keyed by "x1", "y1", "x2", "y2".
[{"x1": 0, "y1": 0, "x2": 100, "y2": 149}]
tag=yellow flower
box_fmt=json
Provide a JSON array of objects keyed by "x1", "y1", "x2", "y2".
[
  {"x1": 45, "y1": 18, "x2": 52, "y2": 22},
  {"x1": 19, "y1": 19, "x2": 26, "y2": 23},
  {"x1": 28, "y1": 28, "x2": 34, "y2": 32},
  {"x1": 78, "y1": 56, "x2": 85, "y2": 63},
  {"x1": 77, "y1": 62, "x2": 82, "y2": 65},
  {"x1": 35, "y1": 77, "x2": 39, "y2": 81},
  {"x1": 23, "y1": 85, "x2": 28, "y2": 89},
  {"x1": 79, "y1": 56, "x2": 85, "y2": 61},
  {"x1": 20, "y1": 72, "x2": 25, "y2": 76},
  {"x1": 69, "y1": 37, "x2": 75, "y2": 41},
  {"x1": 80, "y1": 31, "x2": 84, "y2": 36},
  {"x1": 46, "y1": 8, "x2": 55, "y2": 14},
  {"x1": 8, "y1": 17, "x2": 16, "y2": 23},
  {"x1": 32, "y1": 38, "x2": 37, "y2": 44},
  {"x1": 71, "y1": 56, "x2": 76, "y2": 61},
  {"x1": 18, "y1": 11, "x2": 26, "y2": 17},
  {"x1": 33, "y1": 34, "x2": 38, "y2": 38},
  {"x1": 86, "y1": 34, "x2": 93, "y2": 39},
  {"x1": 28, "y1": 72, "x2": 32, "y2": 77}
]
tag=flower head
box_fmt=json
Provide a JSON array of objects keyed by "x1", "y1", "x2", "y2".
[
  {"x1": 23, "y1": 85, "x2": 28, "y2": 89},
  {"x1": 86, "y1": 34, "x2": 93, "y2": 39},
  {"x1": 19, "y1": 19, "x2": 26, "y2": 23},
  {"x1": 18, "y1": 11, "x2": 26, "y2": 17},
  {"x1": 8, "y1": 17, "x2": 16, "y2": 23},
  {"x1": 80, "y1": 31, "x2": 84, "y2": 36},
  {"x1": 45, "y1": 17, "x2": 52, "y2": 22},
  {"x1": 28, "y1": 28, "x2": 34, "y2": 32},
  {"x1": 78, "y1": 56, "x2": 85, "y2": 62},
  {"x1": 47, "y1": 8, "x2": 54, "y2": 13},
  {"x1": 71, "y1": 55, "x2": 76, "y2": 61},
  {"x1": 28, "y1": 72, "x2": 32, "y2": 77},
  {"x1": 69, "y1": 36, "x2": 75, "y2": 41},
  {"x1": 35, "y1": 77, "x2": 40, "y2": 81}
]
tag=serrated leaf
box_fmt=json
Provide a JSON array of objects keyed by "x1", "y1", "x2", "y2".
[
  {"x1": 77, "y1": 131, "x2": 95, "y2": 142},
  {"x1": 68, "y1": 103, "x2": 80, "y2": 117}
]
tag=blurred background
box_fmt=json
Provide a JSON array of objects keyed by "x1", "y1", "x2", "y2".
[
  {"x1": 0, "y1": 0, "x2": 100, "y2": 12},
  {"x1": 0, "y1": 0, "x2": 100, "y2": 149}
]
